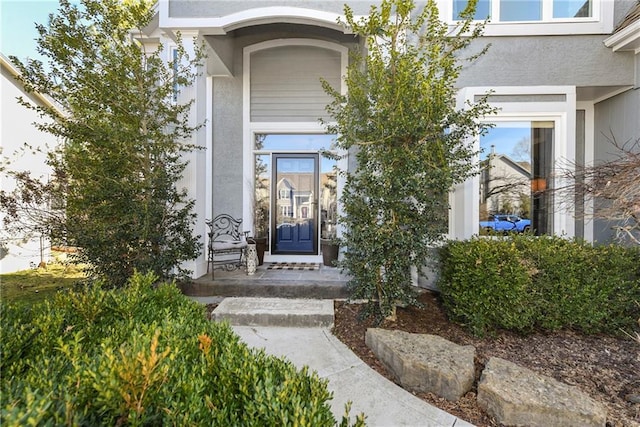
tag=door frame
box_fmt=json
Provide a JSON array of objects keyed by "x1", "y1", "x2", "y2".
[
  {"x1": 271, "y1": 153, "x2": 319, "y2": 255},
  {"x1": 245, "y1": 128, "x2": 345, "y2": 264}
]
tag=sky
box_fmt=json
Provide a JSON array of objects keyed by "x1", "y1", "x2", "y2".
[
  {"x1": 480, "y1": 123, "x2": 532, "y2": 161},
  {"x1": 1, "y1": 0, "x2": 62, "y2": 62}
]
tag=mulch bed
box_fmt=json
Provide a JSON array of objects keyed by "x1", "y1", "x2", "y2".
[{"x1": 332, "y1": 291, "x2": 640, "y2": 427}]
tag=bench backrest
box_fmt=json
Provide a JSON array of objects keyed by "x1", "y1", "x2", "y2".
[{"x1": 206, "y1": 214, "x2": 243, "y2": 243}]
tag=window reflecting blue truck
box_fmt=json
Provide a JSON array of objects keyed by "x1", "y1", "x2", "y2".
[{"x1": 480, "y1": 214, "x2": 531, "y2": 234}]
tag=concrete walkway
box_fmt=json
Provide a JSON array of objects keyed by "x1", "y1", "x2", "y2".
[{"x1": 209, "y1": 297, "x2": 474, "y2": 427}]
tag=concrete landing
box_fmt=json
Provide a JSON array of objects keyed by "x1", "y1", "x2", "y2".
[
  {"x1": 212, "y1": 297, "x2": 334, "y2": 327},
  {"x1": 181, "y1": 265, "x2": 349, "y2": 300}
]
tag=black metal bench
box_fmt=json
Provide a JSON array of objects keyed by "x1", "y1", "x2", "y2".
[{"x1": 206, "y1": 214, "x2": 249, "y2": 278}]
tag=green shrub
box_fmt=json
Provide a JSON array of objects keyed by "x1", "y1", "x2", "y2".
[
  {"x1": 438, "y1": 235, "x2": 640, "y2": 336},
  {"x1": 1, "y1": 272, "x2": 364, "y2": 426},
  {"x1": 437, "y1": 237, "x2": 538, "y2": 335}
]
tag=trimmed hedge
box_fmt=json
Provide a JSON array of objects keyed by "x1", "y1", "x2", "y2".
[
  {"x1": 0, "y1": 272, "x2": 365, "y2": 426},
  {"x1": 437, "y1": 235, "x2": 640, "y2": 336}
]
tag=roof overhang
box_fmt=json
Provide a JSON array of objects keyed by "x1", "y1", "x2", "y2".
[
  {"x1": 1, "y1": 53, "x2": 64, "y2": 115},
  {"x1": 604, "y1": 19, "x2": 640, "y2": 53},
  {"x1": 152, "y1": 4, "x2": 357, "y2": 77},
  {"x1": 157, "y1": 5, "x2": 353, "y2": 35}
]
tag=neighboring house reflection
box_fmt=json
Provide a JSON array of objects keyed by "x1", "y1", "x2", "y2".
[{"x1": 480, "y1": 146, "x2": 532, "y2": 220}]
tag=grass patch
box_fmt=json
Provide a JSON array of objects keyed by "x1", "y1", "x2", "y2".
[{"x1": 1, "y1": 261, "x2": 86, "y2": 304}]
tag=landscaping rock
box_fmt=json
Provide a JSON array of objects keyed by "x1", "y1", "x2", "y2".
[
  {"x1": 478, "y1": 357, "x2": 607, "y2": 427},
  {"x1": 365, "y1": 328, "x2": 475, "y2": 401}
]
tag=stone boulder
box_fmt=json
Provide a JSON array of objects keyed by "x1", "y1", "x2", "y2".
[
  {"x1": 365, "y1": 328, "x2": 475, "y2": 401},
  {"x1": 478, "y1": 357, "x2": 607, "y2": 427}
]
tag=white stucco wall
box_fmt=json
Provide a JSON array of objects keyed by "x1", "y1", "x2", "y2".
[{"x1": 1, "y1": 56, "x2": 58, "y2": 273}]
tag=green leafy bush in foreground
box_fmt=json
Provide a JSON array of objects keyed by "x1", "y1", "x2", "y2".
[
  {"x1": 438, "y1": 235, "x2": 640, "y2": 336},
  {"x1": 1, "y1": 272, "x2": 364, "y2": 426}
]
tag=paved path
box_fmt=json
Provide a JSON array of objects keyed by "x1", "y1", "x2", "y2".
[{"x1": 232, "y1": 325, "x2": 475, "y2": 427}]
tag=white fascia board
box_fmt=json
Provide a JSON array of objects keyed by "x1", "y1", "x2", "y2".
[
  {"x1": 158, "y1": 3, "x2": 355, "y2": 35},
  {"x1": 1, "y1": 53, "x2": 64, "y2": 116},
  {"x1": 604, "y1": 20, "x2": 640, "y2": 53}
]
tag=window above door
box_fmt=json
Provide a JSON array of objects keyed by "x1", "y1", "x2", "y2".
[{"x1": 254, "y1": 134, "x2": 337, "y2": 152}]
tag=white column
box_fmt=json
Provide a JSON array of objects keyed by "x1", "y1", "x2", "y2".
[{"x1": 173, "y1": 31, "x2": 209, "y2": 278}]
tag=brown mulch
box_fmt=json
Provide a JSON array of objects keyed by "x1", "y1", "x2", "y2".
[{"x1": 332, "y1": 291, "x2": 640, "y2": 427}]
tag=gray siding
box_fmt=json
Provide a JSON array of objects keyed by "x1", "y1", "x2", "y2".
[
  {"x1": 575, "y1": 109, "x2": 586, "y2": 240},
  {"x1": 169, "y1": 0, "x2": 373, "y2": 18},
  {"x1": 251, "y1": 46, "x2": 340, "y2": 122},
  {"x1": 458, "y1": 35, "x2": 635, "y2": 88},
  {"x1": 592, "y1": 87, "x2": 640, "y2": 243},
  {"x1": 212, "y1": 74, "x2": 244, "y2": 219}
]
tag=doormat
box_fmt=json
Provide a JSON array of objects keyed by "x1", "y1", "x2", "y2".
[{"x1": 267, "y1": 262, "x2": 320, "y2": 271}]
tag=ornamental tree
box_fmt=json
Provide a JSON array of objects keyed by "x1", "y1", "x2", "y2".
[
  {"x1": 1, "y1": 0, "x2": 204, "y2": 286},
  {"x1": 322, "y1": 0, "x2": 495, "y2": 320},
  {"x1": 558, "y1": 134, "x2": 640, "y2": 246}
]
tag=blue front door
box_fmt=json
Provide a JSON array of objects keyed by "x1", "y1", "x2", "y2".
[{"x1": 272, "y1": 154, "x2": 318, "y2": 254}]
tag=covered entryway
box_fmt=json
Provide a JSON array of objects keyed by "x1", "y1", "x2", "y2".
[{"x1": 243, "y1": 38, "x2": 349, "y2": 264}]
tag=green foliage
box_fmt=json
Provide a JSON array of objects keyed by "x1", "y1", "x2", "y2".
[
  {"x1": 0, "y1": 272, "x2": 364, "y2": 426},
  {"x1": 2, "y1": 0, "x2": 204, "y2": 287},
  {"x1": 0, "y1": 259, "x2": 85, "y2": 304},
  {"x1": 322, "y1": 0, "x2": 495, "y2": 320},
  {"x1": 438, "y1": 235, "x2": 640, "y2": 336}
]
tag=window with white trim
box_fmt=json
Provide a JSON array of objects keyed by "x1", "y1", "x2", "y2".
[
  {"x1": 479, "y1": 121, "x2": 554, "y2": 235},
  {"x1": 453, "y1": 0, "x2": 592, "y2": 22}
]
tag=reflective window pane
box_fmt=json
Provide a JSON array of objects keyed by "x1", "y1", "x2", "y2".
[
  {"x1": 255, "y1": 134, "x2": 336, "y2": 151},
  {"x1": 453, "y1": 0, "x2": 491, "y2": 20},
  {"x1": 553, "y1": 0, "x2": 591, "y2": 18},
  {"x1": 479, "y1": 121, "x2": 553, "y2": 235},
  {"x1": 320, "y1": 157, "x2": 337, "y2": 239},
  {"x1": 254, "y1": 154, "x2": 270, "y2": 238},
  {"x1": 500, "y1": 0, "x2": 542, "y2": 21}
]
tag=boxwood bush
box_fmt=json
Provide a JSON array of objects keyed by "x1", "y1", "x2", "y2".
[
  {"x1": 0, "y1": 272, "x2": 364, "y2": 426},
  {"x1": 437, "y1": 235, "x2": 640, "y2": 336}
]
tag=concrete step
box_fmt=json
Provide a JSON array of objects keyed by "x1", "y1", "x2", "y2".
[
  {"x1": 181, "y1": 280, "x2": 348, "y2": 300},
  {"x1": 212, "y1": 297, "x2": 335, "y2": 327}
]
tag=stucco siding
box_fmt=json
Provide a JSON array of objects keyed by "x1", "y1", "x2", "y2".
[
  {"x1": 168, "y1": 0, "x2": 372, "y2": 18},
  {"x1": 458, "y1": 35, "x2": 635, "y2": 88},
  {"x1": 212, "y1": 72, "x2": 244, "y2": 220}
]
